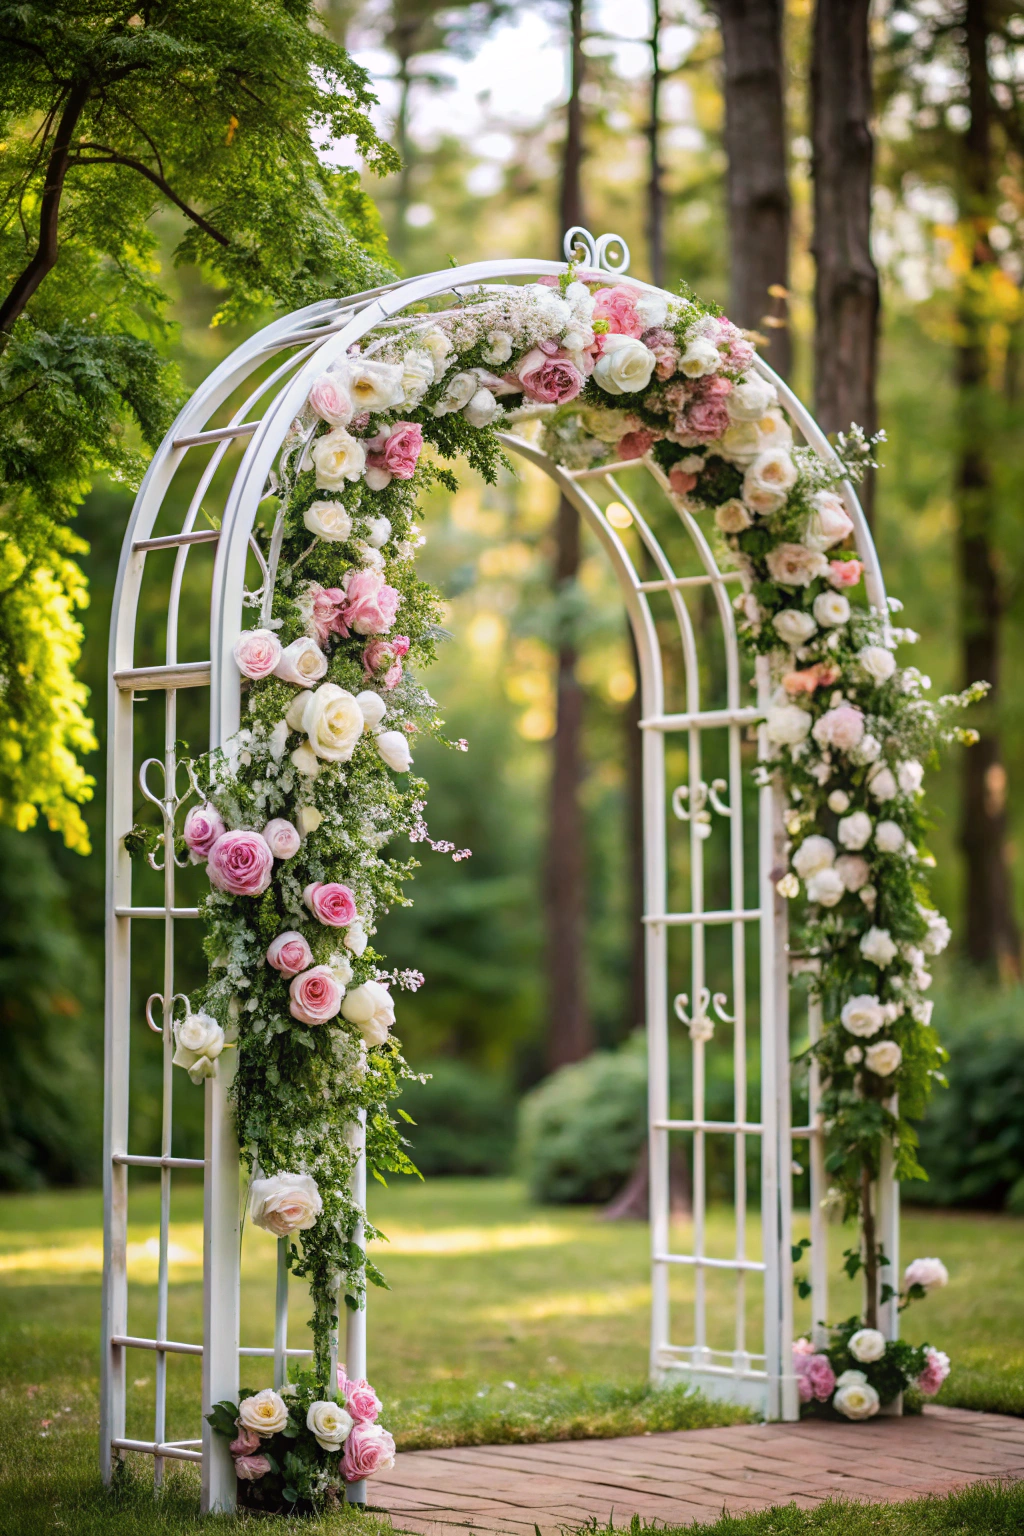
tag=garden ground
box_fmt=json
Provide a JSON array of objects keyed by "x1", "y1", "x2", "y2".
[{"x1": 1, "y1": 1177, "x2": 1022, "y2": 1533}]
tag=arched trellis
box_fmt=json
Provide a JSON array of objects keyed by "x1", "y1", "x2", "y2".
[{"x1": 101, "y1": 231, "x2": 899, "y2": 1514}]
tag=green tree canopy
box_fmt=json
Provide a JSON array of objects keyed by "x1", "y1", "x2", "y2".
[{"x1": 0, "y1": 0, "x2": 398, "y2": 850}]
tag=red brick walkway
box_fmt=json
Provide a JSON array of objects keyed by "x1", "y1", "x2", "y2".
[{"x1": 373, "y1": 1406, "x2": 1024, "y2": 1533}]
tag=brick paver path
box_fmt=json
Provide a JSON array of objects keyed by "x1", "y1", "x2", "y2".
[{"x1": 372, "y1": 1405, "x2": 1024, "y2": 1533}]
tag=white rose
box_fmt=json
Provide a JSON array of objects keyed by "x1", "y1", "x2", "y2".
[
  {"x1": 464, "y1": 387, "x2": 498, "y2": 428},
  {"x1": 399, "y1": 348, "x2": 435, "y2": 407},
  {"x1": 344, "y1": 921, "x2": 368, "y2": 956},
  {"x1": 868, "y1": 765, "x2": 898, "y2": 802},
  {"x1": 355, "y1": 690, "x2": 387, "y2": 731},
  {"x1": 363, "y1": 515, "x2": 392, "y2": 548},
  {"x1": 860, "y1": 926, "x2": 898, "y2": 967},
  {"x1": 841, "y1": 994, "x2": 886, "y2": 1037},
  {"x1": 172, "y1": 1011, "x2": 225, "y2": 1082},
  {"x1": 806, "y1": 866, "x2": 844, "y2": 906},
  {"x1": 364, "y1": 467, "x2": 392, "y2": 492},
  {"x1": 268, "y1": 719, "x2": 289, "y2": 763},
  {"x1": 813, "y1": 591, "x2": 850, "y2": 627},
  {"x1": 336, "y1": 358, "x2": 404, "y2": 412},
  {"x1": 714, "y1": 498, "x2": 752, "y2": 533},
  {"x1": 286, "y1": 683, "x2": 365, "y2": 764},
  {"x1": 805, "y1": 490, "x2": 854, "y2": 551},
  {"x1": 376, "y1": 729, "x2": 413, "y2": 772},
  {"x1": 262, "y1": 818, "x2": 301, "y2": 859},
  {"x1": 635, "y1": 291, "x2": 668, "y2": 329},
  {"x1": 845, "y1": 1045, "x2": 863, "y2": 1066},
  {"x1": 765, "y1": 704, "x2": 812, "y2": 747},
  {"x1": 274, "y1": 637, "x2": 328, "y2": 688},
  {"x1": 719, "y1": 408, "x2": 793, "y2": 466},
  {"x1": 593, "y1": 334, "x2": 656, "y2": 396},
  {"x1": 921, "y1": 912, "x2": 951, "y2": 956},
  {"x1": 834, "y1": 1380, "x2": 880, "y2": 1420},
  {"x1": 848, "y1": 1327, "x2": 887, "y2": 1364},
  {"x1": 328, "y1": 950, "x2": 353, "y2": 987},
  {"x1": 875, "y1": 819, "x2": 905, "y2": 853},
  {"x1": 850, "y1": 732, "x2": 882, "y2": 765},
  {"x1": 311, "y1": 429, "x2": 366, "y2": 489},
  {"x1": 238, "y1": 1388, "x2": 289, "y2": 1437},
  {"x1": 827, "y1": 790, "x2": 850, "y2": 814},
  {"x1": 836, "y1": 1368, "x2": 868, "y2": 1388},
  {"x1": 679, "y1": 336, "x2": 721, "y2": 378},
  {"x1": 859, "y1": 645, "x2": 896, "y2": 682},
  {"x1": 341, "y1": 980, "x2": 395, "y2": 1045},
  {"x1": 421, "y1": 327, "x2": 453, "y2": 378},
  {"x1": 250, "y1": 1171, "x2": 322, "y2": 1236},
  {"x1": 837, "y1": 811, "x2": 872, "y2": 850},
  {"x1": 898, "y1": 760, "x2": 924, "y2": 794},
  {"x1": 765, "y1": 544, "x2": 829, "y2": 588},
  {"x1": 726, "y1": 371, "x2": 777, "y2": 422},
  {"x1": 296, "y1": 805, "x2": 322, "y2": 837},
  {"x1": 904, "y1": 1256, "x2": 949, "y2": 1292},
  {"x1": 792, "y1": 835, "x2": 835, "y2": 879},
  {"x1": 865, "y1": 1039, "x2": 902, "y2": 1076},
  {"x1": 432, "y1": 371, "x2": 479, "y2": 416},
  {"x1": 291, "y1": 743, "x2": 320, "y2": 777},
  {"x1": 743, "y1": 448, "x2": 798, "y2": 515},
  {"x1": 911, "y1": 997, "x2": 934, "y2": 1025},
  {"x1": 835, "y1": 853, "x2": 871, "y2": 891},
  {"x1": 483, "y1": 330, "x2": 514, "y2": 365},
  {"x1": 773, "y1": 609, "x2": 817, "y2": 647},
  {"x1": 306, "y1": 1399, "x2": 353, "y2": 1452},
  {"x1": 303, "y1": 499, "x2": 353, "y2": 542}
]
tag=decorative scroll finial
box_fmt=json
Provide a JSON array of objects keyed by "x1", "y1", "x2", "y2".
[{"x1": 562, "y1": 226, "x2": 631, "y2": 275}]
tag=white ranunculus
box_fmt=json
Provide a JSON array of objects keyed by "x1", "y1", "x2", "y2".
[
  {"x1": 772, "y1": 609, "x2": 817, "y2": 647},
  {"x1": 399, "y1": 348, "x2": 435, "y2": 407},
  {"x1": 792, "y1": 835, "x2": 836, "y2": 879},
  {"x1": 742, "y1": 448, "x2": 798, "y2": 516},
  {"x1": 341, "y1": 980, "x2": 395, "y2": 1045},
  {"x1": 432, "y1": 371, "x2": 479, "y2": 416},
  {"x1": 813, "y1": 591, "x2": 850, "y2": 627},
  {"x1": 835, "y1": 853, "x2": 871, "y2": 891},
  {"x1": 868, "y1": 765, "x2": 898, "y2": 802},
  {"x1": 679, "y1": 336, "x2": 721, "y2": 378},
  {"x1": 375, "y1": 729, "x2": 413, "y2": 772},
  {"x1": 834, "y1": 1378, "x2": 880, "y2": 1420},
  {"x1": 344, "y1": 920, "x2": 368, "y2": 956},
  {"x1": 726, "y1": 371, "x2": 777, "y2": 422},
  {"x1": 827, "y1": 790, "x2": 850, "y2": 814},
  {"x1": 898, "y1": 760, "x2": 924, "y2": 794},
  {"x1": 250, "y1": 1171, "x2": 322, "y2": 1236},
  {"x1": 765, "y1": 704, "x2": 812, "y2": 747},
  {"x1": 840, "y1": 994, "x2": 886, "y2": 1037},
  {"x1": 804, "y1": 490, "x2": 854, "y2": 551},
  {"x1": 837, "y1": 811, "x2": 872, "y2": 850},
  {"x1": 859, "y1": 645, "x2": 896, "y2": 682},
  {"x1": 296, "y1": 805, "x2": 322, "y2": 837},
  {"x1": 311, "y1": 429, "x2": 366, "y2": 489},
  {"x1": 238, "y1": 1388, "x2": 290, "y2": 1437},
  {"x1": 363, "y1": 515, "x2": 392, "y2": 548},
  {"x1": 274, "y1": 637, "x2": 328, "y2": 688},
  {"x1": 860, "y1": 926, "x2": 898, "y2": 967},
  {"x1": 336, "y1": 358, "x2": 404, "y2": 412},
  {"x1": 286, "y1": 684, "x2": 364, "y2": 764},
  {"x1": 806, "y1": 866, "x2": 844, "y2": 906},
  {"x1": 865, "y1": 1039, "x2": 902, "y2": 1076},
  {"x1": 903, "y1": 1256, "x2": 949, "y2": 1292},
  {"x1": 355, "y1": 690, "x2": 387, "y2": 731},
  {"x1": 921, "y1": 912, "x2": 951, "y2": 956},
  {"x1": 303, "y1": 499, "x2": 353, "y2": 542},
  {"x1": 172, "y1": 1010, "x2": 225, "y2": 1082},
  {"x1": 593, "y1": 333, "x2": 656, "y2": 395},
  {"x1": 875, "y1": 819, "x2": 905, "y2": 853},
  {"x1": 306, "y1": 1399, "x2": 353, "y2": 1451},
  {"x1": 849, "y1": 1327, "x2": 887, "y2": 1363},
  {"x1": 714, "y1": 497, "x2": 752, "y2": 533}
]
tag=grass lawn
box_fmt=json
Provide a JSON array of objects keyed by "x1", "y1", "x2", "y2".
[{"x1": 1, "y1": 1176, "x2": 1021, "y2": 1533}]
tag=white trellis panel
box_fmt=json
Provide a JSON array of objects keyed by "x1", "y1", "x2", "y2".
[{"x1": 101, "y1": 239, "x2": 897, "y2": 1512}]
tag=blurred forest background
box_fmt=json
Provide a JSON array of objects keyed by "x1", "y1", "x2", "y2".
[{"x1": 3, "y1": 0, "x2": 1024, "y2": 1215}]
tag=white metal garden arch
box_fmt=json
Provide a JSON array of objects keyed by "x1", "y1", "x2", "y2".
[{"x1": 101, "y1": 229, "x2": 900, "y2": 1513}]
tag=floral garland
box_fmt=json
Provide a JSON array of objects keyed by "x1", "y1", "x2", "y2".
[{"x1": 125, "y1": 263, "x2": 978, "y2": 1497}]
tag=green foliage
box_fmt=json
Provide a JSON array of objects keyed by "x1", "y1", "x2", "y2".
[
  {"x1": 0, "y1": 0, "x2": 397, "y2": 849},
  {"x1": 398, "y1": 1059, "x2": 515, "y2": 1176}
]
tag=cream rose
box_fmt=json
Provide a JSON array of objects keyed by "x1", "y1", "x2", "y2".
[
  {"x1": 304, "y1": 499, "x2": 353, "y2": 542},
  {"x1": 765, "y1": 704, "x2": 812, "y2": 747},
  {"x1": 867, "y1": 765, "x2": 898, "y2": 802},
  {"x1": 792, "y1": 835, "x2": 835, "y2": 879},
  {"x1": 718, "y1": 408, "x2": 792, "y2": 467},
  {"x1": 679, "y1": 336, "x2": 721, "y2": 378},
  {"x1": 376, "y1": 729, "x2": 413, "y2": 772},
  {"x1": 765, "y1": 543, "x2": 829, "y2": 588},
  {"x1": 859, "y1": 644, "x2": 896, "y2": 682},
  {"x1": 311, "y1": 429, "x2": 366, "y2": 489},
  {"x1": 812, "y1": 591, "x2": 850, "y2": 627},
  {"x1": 848, "y1": 1328, "x2": 887, "y2": 1363},
  {"x1": 806, "y1": 867, "x2": 844, "y2": 906},
  {"x1": 714, "y1": 498, "x2": 752, "y2": 533},
  {"x1": 307, "y1": 1399, "x2": 353, "y2": 1452},
  {"x1": 743, "y1": 448, "x2": 798, "y2": 515},
  {"x1": 772, "y1": 609, "x2": 817, "y2": 647},
  {"x1": 904, "y1": 1256, "x2": 949, "y2": 1292},
  {"x1": 344, "y1": 921, "x2": 368, "y2": 956},
  {"x1": 840, "y1": 994, "x2": 886, "y2": 1038},
  {"x1": 336, "y1": 358, "x2": 404, "y2": 412},
  {"x1": 805, "y1": 490, "x2": 854, "y2": 551},
  {"x1": 286, "y1": 683, "x2": 365, "y2": 764},
  {"x1": 340, "y1": 980, "x2": 395, "y2": 1045},
  {"x1": 274, "y1": 637, "x2": 328, "y2": 688},
  {"x1": 865, "y1": 1039, "x2": 902, "y2": 1076},
  {"x1": 898, "y1": 760, "x2": 924, "y2": 794},
  {"x1": 172, "y1": 1010, "x2": 225, "y2": 1083},
  {"x1": 837, "y1": 811, "x2": 872, "y2": 851},
  {"x1": 726, "y1": 371, "x2": 777, "y2": 422},
  {"x1": 432, "y1": 371, "x2": 478, "y2": 416},
  {"x1": 833, "y1": 1373, "x2": 880, "y2": 1421},
  {"x1": 835, "y1": 853, "x2": 870, "y2": 891},
  {"x1": 250, "y1": 1171, "x2": 322, "y2": 1236},
  {"x1": 399, "y1": 348, "x2": 435, "y2": 407},
  {"x1": 875, "y1": 819, "x2": 905, "y2": 853},
  {"x1": 592, "y1": 334, "x2": 656, "y2": 396},
  {"x1": 356, "y1": 690, "x2": 387, "y2": 731},
  {"x1": 860, "y1": 926, "x2": 898, "y2": 967},
  {"x1": 421, "y1": 327, "x2": 453, "y2": 378},
  {"x1": 464, "y1": 386, "x2": 499, "y2": 428},
  {"x1": 238, "y1": 1388, "x2": 290, "y2": 1437}
]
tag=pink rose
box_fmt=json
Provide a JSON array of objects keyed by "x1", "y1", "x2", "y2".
[
  {"x1": 341, "y1": 1421, "x2": 396, "y2": 1482},
  {"x1": 339, "y1": 569, "x2": 401, "y2": 637},
  {"x1": 684, "y1": 397, "x2": 731, "y2": 439},
  {"x1": 303, "y1": 582, "x2": 346, "y2": 646},
  {"x1": 668, "y1": 466, "x2": 698, "y2": 496},
  {"x1": 516, "y1": 348, "x2": 584, "y2": 405},
  {"x1": 340, "y1": 1372, "x2": 382, "y2": 1423},
  {"x1": 234, "y1": 1454, "x2": 272, "y2": 1481},
  {"x1": 183, "y1": 803, "x2": 225, "y2": 859},
  {"x1": 710, "y1": 318, "x2": 755, "y2": 371},
  {"x1": 616, "y1": 429, "x2": 657, "y2": 460},
  {"x1": 263, "y1": 818, "x2": 301, "y2": 859},
  {"x1": 641, "y1": 327, "x2": 679, "y2": 380},
  {"x1": 308, "y1": 373, "x2": 354, "y2": 427},
  {"x1": 916, "y1": 1346, "x2": 951, "y2": 1397},
  {"x1": 366, "y1": 422, "x2": 422, "y2": 481},
  {"x1": 792, "y1": 1344, "x2": 836, "y2": 1403},
  {"x1": 592, "y1": 285, "x2": 643, "y2": 337},
  {"x1": 267, "y1": 931, "x2": 314, "y2": 976},
  {"x1": 230, "y1": 1427, "x2": 262, "y2": 1457},
  {"x1": 812, "y1": 703, "x2": 865, "y2": 752},
  {"x1": 362, "y1": 636, "x2": 409, "y2": 689},
  {"x1": 304, "y1": 881, "x2": 358, "y2": 927},
  {"x1": 289, "y1": 964, "x2": 344, "y2": 1024},
  {"x1": 207, "y1": 830, "x2": 274, "y2": 897},
  {"x1": 233, "y1": 628, "x2": 283, "y2": 680},
  {"x1": 829, "y1": 559, "x2": 864, "y2": 589}
]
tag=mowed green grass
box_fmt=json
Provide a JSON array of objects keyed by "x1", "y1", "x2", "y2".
[{"x1": 0, "y1": 1177, "x2": 1022, "y2": 1534}]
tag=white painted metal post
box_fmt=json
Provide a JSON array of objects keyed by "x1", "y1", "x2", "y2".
[
  {"x1": 201, "y1": 1064, "x2": 240, "y2": 1513},
  {"x1": 806, "y1": 987, "x2": 830, "y2": 1347},
  {"x1": 274, "y1": 1240, "x2": 289, "y2": 1390},
  {"x1": 345, "y1": 1110, "x2": 368, "y2": 1506}
]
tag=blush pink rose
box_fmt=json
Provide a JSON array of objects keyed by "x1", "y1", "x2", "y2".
[
  {"x1": 916, "y1": 1346, "x2": 951, "y2": 1397},
  {"x1": 617, "y1": 429, "x2": 657, "y2": 460},
  {"x1": 829, "y1": 558, "x2": 864, "y2": 589},
  {"x1": 234, "y1": 1454, "x2": 272, "y2": 1481},
  {"x1": 230, "y1": 1426, "x2": 262, "y2": 1457},
  {"x1": 366, "y1": 422, "x2": 422, "y2": 480},
  {"x1": 304, "y1": 881, "x2": 358, "y2": 927},
  {"x1": 684, "y1": 396, "x2": 731, "y2": 439},
  {"x1": 710, "y1": 318, "x2": 755, "y2": 371},
  {"x1": 516, "y1": 348, "x2": 584, "y2": 405},
  {"x1": 266, "y1": 931, "x2": 314, "y2": 976},
  {"x1": 233, "y1": 628, "x2": 283, "y2": 680},
  {"x1": 183, "y1": 803, "x2": 225, "y2": 859},
  {"x1": 793, "y1": 1349, "x2": 836, "y2": 1403},
  {"x1": 207, "y1": 830, "x2": 274, "y2": 897},
  {"x1": 592, "y1": 285, "x2": 643, "y2": 337},
  {"x1": 339, "y1": 1370, "x2": 382, "y2": 1423},
  {"x1": 812, "y1": 703, "x2": 866, "y2": 752},
  {"x1": 308, "y1": 373, "x2": 354, "y2": 427},
  {"x1": 304, "y1": 582, "x2": 346, "y2": 645},
  {"x1": 339, "y1": 569, "x2": 401, "y2": 637},
  {"x1": 289, "y1": 964, "x2": 344, "y2": 1024},
  {"x1": 668, "y1": 465, "x2": 698, "y2": 496},
  {"x1": 341, "y1": 1421, "x2": 396, "y2": 1482},
  {"x1": 362, "y1": 635, "x2": 409, "y2": 689},
  {"x1": 641, "y1": 326, "x2": 679, "y2": 380},
  {"x1": 262, "y1": 818, "x2": 301, "y2": 859}
]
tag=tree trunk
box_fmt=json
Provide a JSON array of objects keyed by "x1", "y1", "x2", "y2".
[
  {"x1": 956, "y1": 0, "x2": 1021, "y2": 978},
  {"x1": 646, "y1": 0, "x2": 665, "y2": 288},
  {"x1": 810, "y1": 0, "x2": 879, "y2": 523},
  {"x1": 545, "y1": 0, "x2": 592, "y2": 1071},
  {"x1": 714, "y1": 0, "x2": 791, "y2": 377},
  {"x1": 604, "y1": 1137, "x2": 692, "y2": 1221}
]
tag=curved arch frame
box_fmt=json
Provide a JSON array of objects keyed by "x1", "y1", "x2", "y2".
[{"x1": 101, "y1": 245, "x2": 897, "y2": 1512}]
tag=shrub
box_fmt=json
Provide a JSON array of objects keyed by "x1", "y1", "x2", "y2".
[{"x1": 400, "y1": 1059, "x2": 515, "y2": 1176}]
